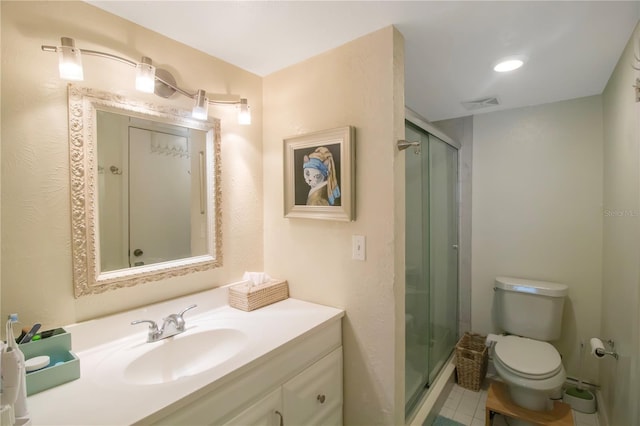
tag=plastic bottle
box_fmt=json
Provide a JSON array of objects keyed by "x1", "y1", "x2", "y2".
[{"x1": 1, "y1": 314, "x2": 29, "y2": 424}]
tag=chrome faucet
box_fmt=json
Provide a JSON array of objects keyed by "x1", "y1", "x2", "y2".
[{"x1": 131, "y1": 304, "x2": 197, "y2": 343}]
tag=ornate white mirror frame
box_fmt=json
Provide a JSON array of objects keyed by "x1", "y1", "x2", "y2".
[{"x1": 68, "y1": 85, "x2": 222, "y2": 297}]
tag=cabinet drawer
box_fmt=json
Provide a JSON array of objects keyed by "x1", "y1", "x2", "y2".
[
  {"x1": 223, "y1": 388, "x2": 282, "y2": 426},
  {"x1": 283, "y1": 347, "x2": 342, "y2": 426}
]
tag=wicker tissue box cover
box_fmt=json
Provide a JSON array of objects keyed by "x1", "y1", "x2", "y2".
[{"x1": 228, "y1": 279, "x2": 289, "y2": 311}]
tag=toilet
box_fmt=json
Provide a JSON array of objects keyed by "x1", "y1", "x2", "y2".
[{"x1": 490, "y1": 276, "x2": 568, "y2": 416}]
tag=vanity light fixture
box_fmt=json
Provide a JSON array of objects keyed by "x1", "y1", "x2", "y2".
[
  {"x1": 237, "y1": 98, "x2": 251, "y2": 125},
  {"x1": 42, "y1": 37, "x2": 251, "y2": 124},
  {"x1": 57, "y1": 37, "x2": 83, "y2": 81},
  {"x1": 192, "y1": 89, "x2": 209, "y2": 120},
  {"x1": 135, "y1": 56, "x2": 156, "y2": 94},
  {"x1": 493, "y1": 56, "x2": 526, "y2": 73}
]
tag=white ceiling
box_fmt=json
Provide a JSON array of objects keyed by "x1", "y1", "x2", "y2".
[{"x1": 89, "y1": 1, "x2": 639, "y2": 122}]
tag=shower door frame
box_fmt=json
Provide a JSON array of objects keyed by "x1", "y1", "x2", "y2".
[
  {"x1": 404, "y1": 107, "x2": 461, "y2": 418},
  {"x1": 405, "y1": 108, "x2": 461, "y2": 151}
]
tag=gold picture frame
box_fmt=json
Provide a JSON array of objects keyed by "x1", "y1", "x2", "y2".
[{"x1": 283, "y1": 126, "x2": 355, "y2": 221}]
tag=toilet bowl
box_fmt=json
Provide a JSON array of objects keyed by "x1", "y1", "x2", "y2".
[
  {"x1": 492, "y1": 335, "x2": 566, "y2": 411},
  {"x1": 492, "y1": 276, "x2": 569, "y2": 422}
]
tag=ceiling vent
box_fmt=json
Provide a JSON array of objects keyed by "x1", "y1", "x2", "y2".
[{"x1": 461, "y1": 96, "x2": 500, "y2": 110}]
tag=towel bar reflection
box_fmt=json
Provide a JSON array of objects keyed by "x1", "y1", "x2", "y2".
[{"x1": 199, "y1": 151, "x2": 205, "y2": 214}]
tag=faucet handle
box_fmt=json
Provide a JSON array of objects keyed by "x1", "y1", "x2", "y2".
[
  {"x1": 131, "y1": 319, "x2": 158, "y2": 330},
  {"x1": 178, "y1": 304, "x2": 197, "y2": 319},
  {"x1": 131, "y1": 319, "x2": 161, "y2": 342},
  {"x1": 170, "y1": 304, "x2": 197, "y2": 332}
]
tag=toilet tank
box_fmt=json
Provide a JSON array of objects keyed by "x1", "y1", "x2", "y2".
[{"x1": 494, "y1": 276, "x2": 568, "y2": 341}]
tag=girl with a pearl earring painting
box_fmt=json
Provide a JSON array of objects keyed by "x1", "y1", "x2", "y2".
[{"x1": 302, "y1": 146, "x2": 341, "y2": 206}]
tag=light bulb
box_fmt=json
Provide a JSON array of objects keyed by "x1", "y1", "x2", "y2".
[
  {"x1": 237, "y1": 98, "x2": 251, "y2": 125},
  {"x1": 192, "y1": 89, "x2": 209, "y2": 120},
  {"x1": 58, "y1": 37, "x2": 83, "y2": 81},
  {"x1": 135, "y1": 57, "x2": 155, "y2": 93},
  {"x1": 493, "y1": 56, "x2": 526, "y2": 73}
]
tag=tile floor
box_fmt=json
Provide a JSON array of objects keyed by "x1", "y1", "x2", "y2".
[{"x1": 438, "y1": 380, "x2": 600, "y2": 426}]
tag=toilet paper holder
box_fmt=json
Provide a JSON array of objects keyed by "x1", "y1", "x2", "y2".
[{"x1": 593, "y1": 338, "x2": 619, "y2": 360}]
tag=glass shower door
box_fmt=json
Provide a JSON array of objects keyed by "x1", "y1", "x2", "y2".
[
  {"x1": 405, "y1": 122, "x2": 459, "y2": 416},
  {"x1": 404, "y1": 124, "x2": 430, "y2": 413},
  {"x1": 427, "y1": 134, "x2": 459, "y2": 384}
]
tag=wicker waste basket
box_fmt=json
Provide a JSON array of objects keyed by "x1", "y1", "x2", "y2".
[{"x1": 455, "y1": 332, "x2": 488, "y2": 391}]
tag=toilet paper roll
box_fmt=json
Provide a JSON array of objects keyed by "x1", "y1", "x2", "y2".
[{"x1": 590, "y1": 337, "x2": 605, "y2": 358}]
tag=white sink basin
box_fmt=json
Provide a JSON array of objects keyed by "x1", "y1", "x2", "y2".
[{"x1": 95, "y1": 327, "x2": 248, "y2": 386}]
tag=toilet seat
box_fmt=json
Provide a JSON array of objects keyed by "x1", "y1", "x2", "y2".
[{"x1": 494, "y1": 336, "x2": 562, "y2": 380}]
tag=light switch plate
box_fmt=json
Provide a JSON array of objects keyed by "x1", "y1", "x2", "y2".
[{"x1": 352, "y1": 235, "x2": 366, "y2": 261}]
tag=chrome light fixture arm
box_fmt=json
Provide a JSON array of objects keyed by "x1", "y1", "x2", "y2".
[{"x1": 41, "y1": 37, "x2": 250, "y2": 123}]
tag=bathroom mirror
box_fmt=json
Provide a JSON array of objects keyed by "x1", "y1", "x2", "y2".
[{"x1": 68, "y1": 85, "x2": 222, "y2": 297}]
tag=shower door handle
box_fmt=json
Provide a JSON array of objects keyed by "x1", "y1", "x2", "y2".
[{"x1": 452, "y1": 245, "x2": 458, "y2": 250}]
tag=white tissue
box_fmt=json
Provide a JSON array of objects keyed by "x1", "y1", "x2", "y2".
[
  {"x1": 242, "y1": 272, "x2": 272, "y2": 287},
  {"x1": 590, "y1": 337, "x2": 605, "y2": 358},
  {"x1": 485, "y1": 333, "x2": 503, "y2": 347}
]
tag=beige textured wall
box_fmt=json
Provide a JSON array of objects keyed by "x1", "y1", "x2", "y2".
[
  {"x1": 471, "y1": 96, "x2": 604, "y2": 384},
  {"x1": 601, "y1": 21, "x2": 640, "y2": 426},
  {"x1": 1, "y1": 2, "x2": 263, "y2": 327},
  {"x1": 263, "y1": 27, "x2": 406, "y2": 425}
]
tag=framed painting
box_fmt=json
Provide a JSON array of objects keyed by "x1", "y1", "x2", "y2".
[{"x1": 283, "y1": 126, "x2": 355, "y2": 221}]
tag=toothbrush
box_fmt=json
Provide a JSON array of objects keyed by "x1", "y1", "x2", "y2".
[
  {"x1": 2, "y1": 315, "x2": 21, "y2": 407},
  {"x1": 18, "y1": 323, "x2": 41, "y2": 344},
  {"x1": 1, "y1": 314, "x2": 30, "y2": 422}
]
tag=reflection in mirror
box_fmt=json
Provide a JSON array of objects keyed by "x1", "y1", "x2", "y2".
[
  {"x1": 69, "y1": 85, "x2": 222, "y2": 297},
  {"x1": 97, "y1": 112, "x2": 209, "y2": 271}
]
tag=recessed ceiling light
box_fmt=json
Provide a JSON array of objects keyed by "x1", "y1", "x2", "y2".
[{"x1": 493, "y1": 56, "x2": 526, "y2": 73}]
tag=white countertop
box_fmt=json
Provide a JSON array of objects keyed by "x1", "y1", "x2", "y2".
[{"x1": 27, "y1": 285, "x2": 344, "y2": 425}]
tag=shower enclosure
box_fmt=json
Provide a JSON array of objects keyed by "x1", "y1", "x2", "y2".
[{"x1": 404, "y1": 116, "x2": 459, "y2": 416}]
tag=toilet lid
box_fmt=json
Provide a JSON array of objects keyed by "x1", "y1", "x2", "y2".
[{"x1": 494, "y1": 336, "x2": 562, "y2": 379}]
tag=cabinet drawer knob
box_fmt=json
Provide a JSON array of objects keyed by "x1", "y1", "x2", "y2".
[{"x1": 317, "y1": 394, "x2": 326, "y2": 404}]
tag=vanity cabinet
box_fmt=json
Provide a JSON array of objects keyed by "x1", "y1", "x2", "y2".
[
  {"x1": 282, "y1": 347, "x2": 343, "y2": 425},
  {"x1": 27, "y1": 295, "x2": 344, "y2": 426},
  {"x1": 224, "y1": 348, "x2": 343, "y2": 426},
  {"x1": 151, "y1": 319, "x2": 342, "y2": 426}
]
